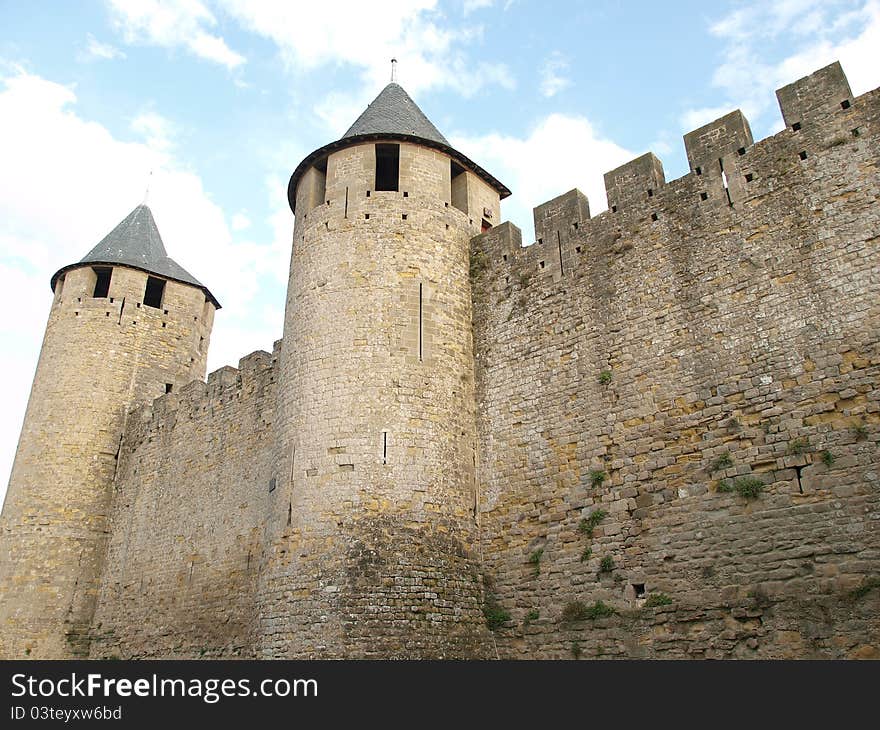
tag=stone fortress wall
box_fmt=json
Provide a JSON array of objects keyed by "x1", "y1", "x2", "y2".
[
  {"x1": 0, "y1": 265, "x2": 213, "y2": 659},
  {"x1": 5, "y1": 62, "x2": 876, "y2": 660},
  {"x1": 471, "y1": 63, "x2": 880, "y2": 658}
]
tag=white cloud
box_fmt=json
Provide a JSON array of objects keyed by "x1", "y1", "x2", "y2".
[
  {"x1": 231, "y1": 212, "x2": 251, "y2": 231},
  {"x1": 540, "y1": 52, "x2": 571, "y2": 98},
  {"x1": 0, "y1": 67, "x2": 285, "y2": 496},
  {"x1": 80, "y1": 33, "x2": 126, "y2": 62},
  {"x1": 216, "y1": 0, "x2": 513, "y2": 98},
  {"x1": 683, "y1": 0, "x2": 880, "y2": 134},
  {"x1": 463, "y1": 0, "x2": 494, "y2": 14},
  {"x1": 106, "y1": 0, "x2": 245, "y2": 69},
  {"x1": 131, "y1": 111, "x2": 176, "y2": 152},
  {"x1": 452, "y1": 113, "x2": 634, "y2": 241}
]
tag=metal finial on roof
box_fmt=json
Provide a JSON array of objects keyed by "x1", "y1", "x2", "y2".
[
  {"x1": 391, "y1": 58, "x2": 397, "y2": 83},
  {"x1": 143, "y1": 170, "x2": 153, "y2": 206}
]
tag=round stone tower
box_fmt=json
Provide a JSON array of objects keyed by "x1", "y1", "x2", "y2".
[
  {"x1": 0, "y1": 204, "x2": 218, "y2": 658},
  {"x1": 257, "y1": 82, "x2": 510, "y2": 658}
]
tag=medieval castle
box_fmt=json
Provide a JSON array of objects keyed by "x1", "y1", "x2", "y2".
[{"x1": 0, "y1": 61, "x2": 877, "y2": 659}]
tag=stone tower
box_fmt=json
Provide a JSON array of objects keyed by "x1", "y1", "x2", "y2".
[
  {"x1": 0, "y1": 204, "x2": 218, "y2": 658},
  {"x1": 257, "y1": 82, "x2": 510, "y2": 657}
]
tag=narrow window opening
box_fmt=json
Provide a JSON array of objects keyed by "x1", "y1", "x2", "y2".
[
  {"x1": 144, "y1": 276, "x2": 165, "y2": 308},
  {"x1": 502, "y1": 254, "x2": 508, "y2": 262},
  {"x1": 106, "y1": 312, "x2": 110, "y2": 317},
  {"x1": 737, "y1": 146, "x2": 746, "y2": 156},
  {"x1": 840, "y1": 99, "x2": 851, "y2": 109},
  {"x1": 573, "y1": 221, "x2": 579, "y2": 230},
  {"x1": 695, "y1": 166, "x2": 702, "y2": 175},
  {"x1": 366, "y1": 190, "x2": 371, "y2": 197},
  {"x1": 539, "y1": 261, "x2": 545, "y2": 269},
  {"x1": 852, "y1": 127, "x2": 861, "y2": 137},
  {"x1": 794, "y1": 465, "x2": 805, "y2": 494},
  {"x1": 611, "y1": 205, "x2": 617, "y2": 213},
  {"x1": 136, "y1": 302, "x2": 141, "y2": 308},
  {"x1": 537, "y1": 237, "x2": 543, "y2": 244},
  {"x1": 647, "y1": 188, "x2": 654, "y2": 197},
  {"x1": 481, "y1": 218, "x2": 491, "y2": 233},
  {"x1": 165, "y1": 383, "x2": 173, "y2": 394},
  {"x1": 719, "y1": 158, "x2": 733, "y2": 207},
  {"x1": 344, "y1": 186, "x2": 349, "y2": 218},
  {"x1": 287, "y1": 502, "x2": 292, "y2": 526},
  {"x1": 700, "y1": 192, "x2": 709, "y2": 201},
  {"x1": 365, "y1": 213, "x2": 370, "y2": 220},
  {"x1": 792, "y1": 122, "x2": 802, "y2": 131},
  {"x1": 575, "y1": 246, "x2": 582, "y2": 254},
  {"x1": 402, "y1": 214, "x2": 408, "y2": 220},
  {"x1": 450, "y1": 161, "x2": 467, "y2": 213},
  {"x1": 745, "y1": 173, "x2": 754, "y2": 183},
  {"x1": 445, "y1": 224, "x2": 449, "y2": 230},
  {"x1": 633, "y1": 583, "x2": 645, "y2": 598},
  {"x1": 324, "y1": 221, "x2": 329, "y2": 229},
  {"x1": 556, "y1": 231, "x2": 564, "y2": 277},
  {"x1": 375, "y1": 143, "x2": 400, "y2": 191},
  {"x1": 162, "y1": 322, "x2": 166, "y2": 328},
  {"x1": 403, "y1": 191, "x2": 409, "y2": 198},
  {"x1": 651, "y1": 212, "x2": 659, "y2": 222},
  {"x1": 799, "y1": 150, "x2": 808, "y2": 160},
  {"x1": 418, "y1": 282, "x2": 423, "y2": 362},
  {"x1": 92, "y1": 267, "x2": 112, "y2": 298},
  {"x1": 382, "y1": 431, "x2": 388, "y2": 465}
]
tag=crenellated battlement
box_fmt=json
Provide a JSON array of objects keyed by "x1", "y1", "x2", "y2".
[
  {"x1": 472, "y1": 62, "x2": 876, "y2": 298},
  {"x1": 123, "y1": 347, "x2": 277, "y2": 449}
]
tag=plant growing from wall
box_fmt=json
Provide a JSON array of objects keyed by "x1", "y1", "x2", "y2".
[
  {"x1": 643, "y1": 593, "x2": 673, "y2": 608},
  {"x1": 716, "y1": 480, "x2": 734, "y2": 493},
  {"x1": 529, "y1": 548, "x2": 544, "y2": 577},
  {"x1": 469, "y1": 249, "x2": 488, "y2": 277},
  {"x1": 599, "y1": 556, "x2": 614, "y2": 573},
  {"x1": 821, "y1": 450, "x2": 835, "y2": 467},
  {"x1": 561, "y1": 599, "x2": 614, "y2": 622},
  {"x1": 733, "y1": 477, "x2": 764, "y2": 499},
  {"x1": 787, "y1": 437, "x2": 810, "y2": 455},
  {"x1": 483, "y1": 593, "x2": 510, "y2": 631},
  {"x1": 571, "y1": 641, "x2": 582, "y2": 659},
  {"x1": 598, "y1": 370, "x2": 612, "y2": 385},
  {"x1": 578, "y1": 508, "x2": 608, "y2": 538},
  {"x1": 848, "y1": 577, "x2": 880, "y2": 601},
  {"x1": 709, "y1": 452, "x2": 733, "y2": 473},
  {"x1": 523, "y1": 609, "x2": 540, "y2": 626},
  {"x1": 589, "y1": 469, "x2": 607, "y2": 488},
  {"x1": 580, "y1": 547, "x2": 592, "y2": 562},
  {"x1": 851, "y1": 422, "x2": 868, "y2": 441}
]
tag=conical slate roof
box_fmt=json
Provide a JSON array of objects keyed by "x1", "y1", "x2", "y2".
[
  {"x1": 51, "y1": 204, "x2": 220, "y2": 308},
  {"x1": 288, "y1": 82, "x2": 510, "y2": 212},
  {"x1": 342, "y1": 83, "x2": 449, "y2": 145}
]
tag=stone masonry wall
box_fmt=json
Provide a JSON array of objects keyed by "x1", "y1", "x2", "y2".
[
  {"x1": 260, "y1": 141, "x2": 496, "y2": 658},
  {"x1": 89, "y1": 348, "x2": 276, "y2": 658},
  {"x1": 471, "y1": 65, "x2": 880, "y2": 659},
  {"x1": 0, "y1": 266, "x2": 212, "y2": 659}
]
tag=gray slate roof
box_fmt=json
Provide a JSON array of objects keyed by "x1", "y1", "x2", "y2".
[
  {"x1": 287, "y1": 82, "x2": 510, "y2": 212},
  {"x1": 342, "y1": 83, "x2": 449, "y2": 145},
  {"x1": 51, "y1": 204, "x2": 219, "y2": 307}
]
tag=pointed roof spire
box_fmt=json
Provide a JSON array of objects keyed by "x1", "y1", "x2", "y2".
[
  {"x1": 287, "y1": 78, "x2": 510, "y2": 213},
  {"x1": 341, "y1": 82, "x2": 449, "y2": 146},
  {"x1": 51, "y1": 204, "x2": 220, "y2": 308}
]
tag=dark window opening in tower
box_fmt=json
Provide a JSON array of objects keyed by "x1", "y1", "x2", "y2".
[
  {"x1": 144, "y1": 276, "x2": 166, "y2": 309},
  {"x1": 92, "y1": 267, "x2": 112, "y2": 298},
  {"x1": 375, "y1": 143, "x2": 399, "y2": 191},
  {"x1": 481, "y1": 218, "x2": 492, "y2": 233},
  {"x1": 451, "y1": 160, "x2": 467, "y2": 214}
]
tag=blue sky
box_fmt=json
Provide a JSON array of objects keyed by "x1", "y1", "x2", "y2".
[{"x1": 1, "y1": 0, "x2": 879, "y2": 497}]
